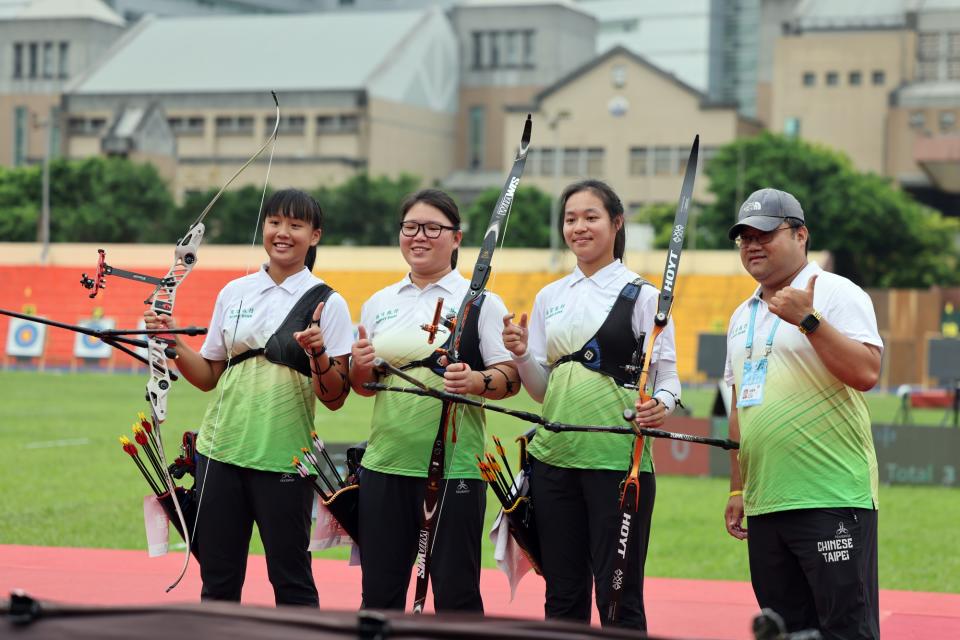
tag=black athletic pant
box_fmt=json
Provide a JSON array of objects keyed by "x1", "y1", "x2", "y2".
[
  {"x1": 194, "y1": 454, "x2": 318, "y2": 606},
  {"x1": 530, "y1": 457, "x2": 655, "y2": 630},
  {"x1": 748, "y1": 507, "x2": 879, "y2": 640},
  {"x1": 358, "y1": 467, "x2": 486, "y2": 612}
]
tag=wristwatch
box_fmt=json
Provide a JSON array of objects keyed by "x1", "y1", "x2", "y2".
[{"x1": 798, "y1": 310, "x2": 823, "y2": 335}]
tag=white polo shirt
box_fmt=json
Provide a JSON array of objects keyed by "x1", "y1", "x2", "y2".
[
  {"x1": 200, "y1": 265, "x2": 353, "y2": 361},
  {"x1": 526, "y1": 259, "x2": 678, "y2": 472},
  {"x1": 195, "y1": 265, "x2": 354, "y2": 473},
  {"x1": 724, "y1": 261, "x2": 883, "y2": 515},
  {"x1": 358, "y1": 269, "x2": 512, "y2": 479}
]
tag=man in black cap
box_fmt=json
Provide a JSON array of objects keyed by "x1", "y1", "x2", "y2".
[{"x1": 721, "y1": 188, "x2": 884, "y2": 639}]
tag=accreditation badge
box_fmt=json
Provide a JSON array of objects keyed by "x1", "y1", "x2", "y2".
[{"x1": 737, "y1": 358, "x2": 768, "y2": 407}]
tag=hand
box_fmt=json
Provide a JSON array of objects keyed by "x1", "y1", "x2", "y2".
[
  {"x1": 293, "y1": 302, "x2": 326, "y2": 355},
  {"x1": 351, "y1": 325, "x2": 376, "y2": 371},
  {"x1": 632, "y1": 396, "x2": 666, "y2": 428},
  {"x1": 144, "y1": 310, "x2": 177, "y2": 332},
  {"x1": 443, "y1": 361, "x2": 476, "y2": 395},
  {"x1": 502, "y1": 312, "x2": 529, "y2": 358},
  {"x1": 725, "y1": 494, "x2": 748, "y2": 540},
  {"x1": 768, "y1": 274, "x2": 817, "y2": 326}
]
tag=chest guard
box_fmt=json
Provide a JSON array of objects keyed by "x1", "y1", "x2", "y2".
[
  {"x1": 227, "y1": 283, "x2": 334, "y2": 378},
  {"x1": 402, "y1": 294, "x2": 487, "y2": 377},
  {"x1": 552, "y1": 278, "x2": 648, "y2": 388}
]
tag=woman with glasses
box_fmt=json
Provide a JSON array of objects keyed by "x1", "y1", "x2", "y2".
[
  {"x1": 349, "y1": 188, "x2": 520, "y2": 612},
  {"x1": 502, "y1": 180, "x2": 681, "y2": 630}
]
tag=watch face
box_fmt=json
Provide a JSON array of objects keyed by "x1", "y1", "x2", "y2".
[{"x1": 801, "y1": 314, "x2": 820, "y2": 332}]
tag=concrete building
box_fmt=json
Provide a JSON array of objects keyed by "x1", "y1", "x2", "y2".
[
  {"x1": 0, "y1": 0, "x2": 125, "y2": 166},
  {"x1": 767, "y1": 0, "x2": 960, "y2": 213},
  {"x1": 447, "y1": 0, "x2": 597, "y2": 194},
  {"x1": 62, "y1": 8, "x2": 458, "y2": 198},
  {"x1": 580, "y1": 0, "x2": 712, "y2": 93},
  {"x1": 503, "y1": 46, "x2": 762, "y2": 211}
]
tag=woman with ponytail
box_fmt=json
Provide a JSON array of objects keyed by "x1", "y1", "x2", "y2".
[
  {"x1": 144, "y1": 188, "x2": 353, "y2": 606},
  {"x1": 501, "y1": 180, "x2": 681, "y2": 630}
]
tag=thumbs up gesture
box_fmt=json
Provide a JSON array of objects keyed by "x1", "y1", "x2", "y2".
[
  {"x1": 293, "y1": 302, "x2": 326, "y2": 355},
  {"x1": 768, "y1": 274, "x2": 818, "y2": 326},
  {"x1": 351, "y1": 324, "x2": 376, "y2": 372},
  {"x1": 502, "y1": 312, "x2": 529, "y2": 358}
]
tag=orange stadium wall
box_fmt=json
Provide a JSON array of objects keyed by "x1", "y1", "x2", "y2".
[{"x1": 1, "y1": 243, "x2": 832, "y2": 382}]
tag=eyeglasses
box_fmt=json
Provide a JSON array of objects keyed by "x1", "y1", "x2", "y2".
[
  {"x1": 735, "y1": 226, "x2": 792, "y2": 248},
  {"x1": 400, "y1": 221, "x2": 459, "y2": 239}
]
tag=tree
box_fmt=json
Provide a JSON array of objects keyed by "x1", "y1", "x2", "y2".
[
  {"x1": 314, "y1": 173, "x2": 421, "y2": 246},
  {"x1": 463, "y1": 184, "x2": 552, "y2": 248},
  {"x1": 0, "y1": 157, "x2": 176, "y2": 243},
  {"x1": 634, "y1": 202, "x2": 677, "y2": 249},
  {"x1": 698, "y1": 132, "x2": 960, "y2": 287}
]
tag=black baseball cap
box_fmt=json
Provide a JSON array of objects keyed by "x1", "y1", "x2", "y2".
[{"x1": 728, "y1": 188, "x2": 805, "y2": 240}]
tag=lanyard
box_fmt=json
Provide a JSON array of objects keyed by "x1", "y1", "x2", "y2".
[{"x1": 745, "y1": 298, "x2": 781, "y2": 360}]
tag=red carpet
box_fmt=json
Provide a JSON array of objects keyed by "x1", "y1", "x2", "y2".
[{"x1": 2, "y1": 545, "x2": 958, "y2": 639}]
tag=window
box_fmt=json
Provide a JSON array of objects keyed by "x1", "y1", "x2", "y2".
[
  {"x1": 42, "y1": 42, "x2": 53, "y2": 78},
  {"x1": 562, "y1": 147, "x2": 580, "y2": 176},
  {"x1": 939, "y1": 110, "x2": 956, "y2": 132},
  {"x1": 468, "y1": 106, "x2": 484, "y2": 169},
  {"x1": 58, "y1": 42, "x2": 69, "y2": 79},
  {"x1": 825, "y1": 71, "x2": 838, "y2": 86},
  {"x1": 950, "y1": 60, "x2": 960, "y2": 80},
  {"x1": 585, "y1": 148, "x2": 604, "y2": 176},
  {"x1": 919, "y1": 32, "x2": 941, "y2": 60},
  {"x1": 471, "y1": 30, "x2": 536, "y2": 70},
  {"x1": 316, "y1": 114, "x2": 358, "y2": 134},
  {"x1": 525, "y1": 148, "x2": 539, "y2": 176},
  {"x1": 701, "y1": 146, "x2": 719, "y2": 168},
  {"x1": 918, "y1": 60, "x2": 938, "y2": 81},
  {"x1": 539, "y1": 147, "x2": 555, "y2": 175},
  {"x1": 67, "y1": 117, "x2": 106, "y2": 136},
  {"x1": 28, "y1": 42, "x2": 37, "y2": 78},
  {"x1": 522, "y1": 30, "x2": 535, "y2": 67},
  {"x1": 909, "y1": 111, "x2": 926, "y2": 130},
  {"x1": 266, "y1": 114, "x2": 305, "y2": 135},
  {"x1": 13, "y1": 106, "x2": 28, "y2": 166},
  {"x1": 629, "y1": 147, "x2": 648, "y2": 175},
  {"x1": 653, "y1": 146, "x2": 672, "y2": 175},
  {"x1": 802, "y1": 71, "x2": 815, "y2": 86},
  {"x1": 168, "y1": 116, "x2": 205, "y2": 135},
  {"x1": 215, "y1": 115, "x2": 254, "y2": 135},
  {"x1": 504, "y1": 31, "x2": 519, "y2": 67},
  {"x1": 339, "y1": 114, "x2": 358, "y2": 132},
  {"x1": 13, "y1": 43, "x2": 22, "y2": 78},
  {"x1": 784, "y1": 117, "x2": 801, "y2": 138},
  {"x1": 489, "y1": 31, "x2": 500, "y2": 68},
  {"x1": 849, "y1": 71, "x2": 862, "y2": 86},
  {"x1": 950, "y1": 32, "x2": 960, "y2": 57},
  {"x1": 872, "y1": 70, "x2": 885, "y2": 85},
  {"x1": 471, "y1": 32, "x2": 483, "y2": 69}
]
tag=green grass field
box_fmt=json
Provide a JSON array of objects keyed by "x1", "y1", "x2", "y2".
[{"x1": 0, "y1": 370, "x2": 956, "y2": 593}]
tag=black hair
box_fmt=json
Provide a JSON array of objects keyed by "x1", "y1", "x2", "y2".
[
  {"x1": 260, "y1": 189, "x2": 323, "y2": 271},
  {"x1": 399, "y1": 188, "x2": 462, "y2": 269},
  {"x1": 558, "y1": 179, "x2": 626, "y2": 261}
]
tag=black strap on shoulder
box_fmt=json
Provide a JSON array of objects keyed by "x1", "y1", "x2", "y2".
[
  {"x1": 401, "y1": 294, "x2": 487, "y2": 377},
  {"x1": 552, "y1": 278, "x2": 648, "y2": 388},
  {"x1": 225, "y1": 283, "x2": 335, "y2": 378}
]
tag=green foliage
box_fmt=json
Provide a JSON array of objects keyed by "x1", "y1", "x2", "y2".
[
  {"x1": 174, "y1": 185, "x2": 274, "y2": 244},
  {"x1": 463, "y1": 184, "x2": 552, "y2": 247},
  {"x1": 634, "y1": 202, "x2": 677, "y2": 249},
  {"x1": 0, "y1": 157, "x2": 176, "y2": 243},
  {"x1": 699, "y1": 132, "x2": 960, "y2": 287},
  {"x1": 1, "y1": 370, "x2": 957, "y2": 591},
  {"x1": 314, "y1": 173, "x2": 421, "y2": 246}
]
